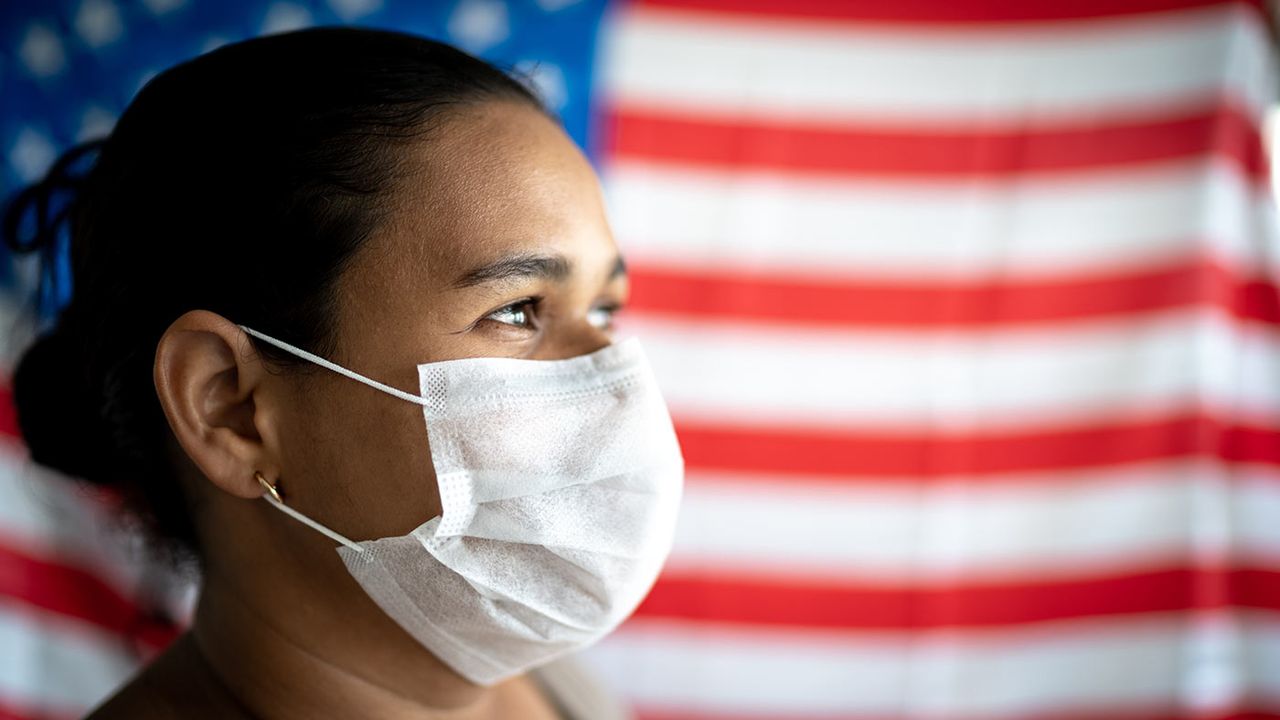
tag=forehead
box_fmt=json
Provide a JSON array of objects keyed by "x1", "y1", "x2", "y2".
[{"x1": 377, "y1": 100, "x2": 616, "y2": 282}]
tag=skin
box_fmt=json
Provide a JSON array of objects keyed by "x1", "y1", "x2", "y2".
[{"x1": 87, "y1": 99, "x2": 628, "y2": 719}]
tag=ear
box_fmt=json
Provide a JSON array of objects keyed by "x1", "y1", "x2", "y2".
[{"x1": 153, "y1": 309, "x2": 281, "y2": 500}]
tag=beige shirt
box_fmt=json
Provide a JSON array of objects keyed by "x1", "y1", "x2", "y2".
[{"x1": 530, "y1": 657, "x2": 632, "y2": 720}]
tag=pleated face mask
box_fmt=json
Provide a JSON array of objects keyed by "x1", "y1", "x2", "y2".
[{"x1": 236, "y1": 325, "x2": 685, "y2": 685}]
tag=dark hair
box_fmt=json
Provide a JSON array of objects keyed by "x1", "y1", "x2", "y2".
[{"x1": 1, "y1": 26, "x2": 547, "y2": 558}]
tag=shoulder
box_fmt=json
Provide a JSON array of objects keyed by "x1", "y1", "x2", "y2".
[{"x1": 85, "y1": 677, "x2": 180, "y2": 720}]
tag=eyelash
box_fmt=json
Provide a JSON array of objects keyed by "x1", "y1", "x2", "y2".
[
  {"x1": 481, "y1": 299, "x2": 623, "y2": 332},
  {"x1": 587, "y1": 303, "x2": 621, "y2": 331},
  {"x1": 485, "y1": 297, "x2": 541, "y2": 330}
]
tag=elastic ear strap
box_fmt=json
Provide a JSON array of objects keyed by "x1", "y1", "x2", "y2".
[
  {"x1": 260, "y1": 490, "x2": 366, "y2": 554},
  {"x1": 237, "y1": 324, "x2": 429, "y2": 407}
]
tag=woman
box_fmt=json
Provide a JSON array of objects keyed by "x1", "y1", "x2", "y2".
[{"x1": 2, "y1": 26, "x2": 684, "y2": 720}]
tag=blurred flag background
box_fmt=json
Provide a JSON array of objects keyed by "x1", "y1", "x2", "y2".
[{"x1": 3, "y1": 1, "x2": 1280, "y2": 719}]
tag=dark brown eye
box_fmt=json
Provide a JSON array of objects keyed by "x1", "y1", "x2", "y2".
[
  {"x1": 587, "y1": 304, "x2": 621, "y2": 330},
  {"x1": 485, "y1": 299, "x2": 538, "y2": 329}
]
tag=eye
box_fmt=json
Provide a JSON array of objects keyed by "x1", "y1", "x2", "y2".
[
  {"x1": 587, "y1": 303, "x2": 621, "y2": 331},
  {"x1": 485, "y1": 298, "x2": 539, "y2": 329}
]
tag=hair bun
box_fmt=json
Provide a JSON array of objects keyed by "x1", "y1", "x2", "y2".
[{"x1": 11, "y1": 325, "x2": 111, "y2": 484}]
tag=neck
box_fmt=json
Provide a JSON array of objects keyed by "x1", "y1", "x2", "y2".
[{"x1": 189, "y1": 569, "x2": 495, "y2": 720}]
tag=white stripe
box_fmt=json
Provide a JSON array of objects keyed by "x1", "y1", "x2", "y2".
[
  {"x1": 1237, "y1": 468, "x2": 1280, "y2": 565},
  {"x1": 0, "y1": 447, "x2": 138, "y2": 585},
  {"x1": 0, "y1": 445, "x2": 198, "y2": 624},
  {"x1": 602, "y1": 2, "x2": 1276, "y2": 123},
  {"x1": 582, "y1": 612, "x2": 1280, "y2": 717},
  {"x1": 666, "y1": 462, "x2": 1280, "y2": 583},
  {"x1": 0, "y1": 601, "x2": 138, "y2": 715},
  {"x1": 619, "y1": 307, "x2": 1280, "y2": 431},
  {"x1": 605, "y1": 158, "x2": 1280, "y2": 281}
]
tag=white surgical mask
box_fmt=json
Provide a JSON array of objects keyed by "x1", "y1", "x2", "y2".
[{"x1": 236, "y1": 324, "x2": 684, "y2": 685}]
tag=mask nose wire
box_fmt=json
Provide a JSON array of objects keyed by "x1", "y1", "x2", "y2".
[{"x1": 236, "y1": 324, "x2": 429, "y2": 406}]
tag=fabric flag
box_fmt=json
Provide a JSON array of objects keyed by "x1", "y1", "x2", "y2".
[
  {"x1": 584, "y1": 1, "x2": 1280, "y2": 718},
  {"x1": 3, "y1": 1, "x2": 1280, "y2": 719}
]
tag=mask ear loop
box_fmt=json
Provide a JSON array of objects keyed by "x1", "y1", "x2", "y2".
[
  {"x1": 255, "y1": 471, "x2": 365, "y2": 554},
  {"x1": 236, "y1": 324, "x2": 429, "y2": 407},
  {"x1": 237, "y1": 324, "x2": 423, "y2": 556}
]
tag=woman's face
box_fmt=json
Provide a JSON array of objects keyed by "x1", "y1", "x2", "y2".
[
  {"x1": 149, "y1": 94, "x2": 630, "y2": 698},
  {"x1": 247, "y1": 99, "x2": 627, "y2": 551}
]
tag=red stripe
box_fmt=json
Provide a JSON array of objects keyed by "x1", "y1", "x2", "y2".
[
  {"x1": 627, "y1": 257, "x2": 1280, "y2": 329},
  {"x1": 676, "y1": 415, "x2": 1280, "y2": 478},
  {"x1": 632, "y1": 0, "x2": 1265, "y2": 25},
  {"x1": 0, "y1": 699, "x2": 75, "y2": 720},
  {"x1": 0, "y1": 539, "x2": 179, "y2": 651},
  {"x1": 604, "y1": 100, "x2": 1268, "y2": 184},
  {"x1": 636, "y1": 567, "x2": 1280, "y2": 630},
  {"x1": 0, "y1": 381, "x2": 17, "y2": 441}
]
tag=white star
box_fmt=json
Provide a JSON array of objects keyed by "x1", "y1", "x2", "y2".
[
  {"x1": 75, "y1": 0, "x2": 125, "y2": 48},
  {"x1": 513, "y1": 59, "x2": 568, "y2": 111},
  {"x1": 77, "y1": 106, "x2": 117, "y2": 142},
  {"x1": 327, "y1": 0, "x2": 383, "y2": 21},
  {"x1": 10, "y1": 127, "x2": 57, "y2": 184},
  {"x1": 201, "y1": 35, "x2": 229, "y2": 55},
  {"x1": 18, "y1": 23, "x2": 67, "y2": 79},
  {"x1": 448, "y1": 0, "x2": 510, "y2": 55},
  {"x1": 261, "y1": 2, "x2": 314, "y2": 36}
]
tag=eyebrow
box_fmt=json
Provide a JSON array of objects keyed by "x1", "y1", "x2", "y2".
[{"x1": 453, "y1": 252, "x2": 628, "y2": 289}]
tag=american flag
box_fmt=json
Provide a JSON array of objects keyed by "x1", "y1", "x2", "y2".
[{"x1": 3, "y1": 1, "x2": 1280, "y2": 719}]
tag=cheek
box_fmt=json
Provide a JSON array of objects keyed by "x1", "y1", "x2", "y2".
[{"x1": 283, "y1": 385, "x2": 442, "y2": 542}]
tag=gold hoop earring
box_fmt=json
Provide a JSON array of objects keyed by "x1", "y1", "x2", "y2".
[{"x1": 255, "y1": 471, "x2": 282, "y2": 503}]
